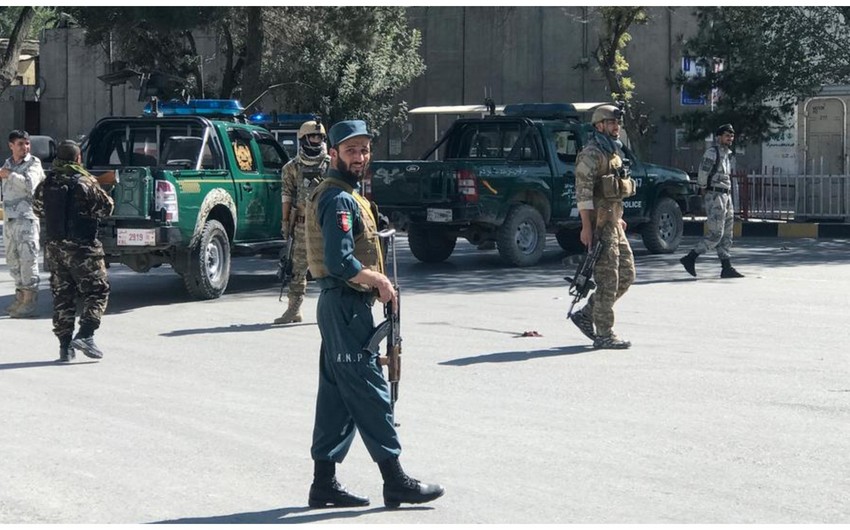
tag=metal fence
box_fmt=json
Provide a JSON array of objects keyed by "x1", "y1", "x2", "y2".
[{"x1": 729, "y1": 174, "x2": 850, "y2": 222}]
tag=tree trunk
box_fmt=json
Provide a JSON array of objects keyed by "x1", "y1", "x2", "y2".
[
  {"x1": 240, "y1": 7, "x2": 264, "y2": 108},
  {"x1": 0, "y1": 7, "x2": 36, "y2": 97}
]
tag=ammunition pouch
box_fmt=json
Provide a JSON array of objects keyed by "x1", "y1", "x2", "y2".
[{"x1": 600, "y1": 174, "x2": 637, "y2": 200}]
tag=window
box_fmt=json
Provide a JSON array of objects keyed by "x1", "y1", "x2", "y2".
[
  {"x1": 447, "y1": 122, "x2": 523, "y2": 159},
  {"x1": 87, "y1": 123, "x2": 210, "y2": 168},
  {"x1": 256, "y1": 137, "x2": 288, "y2": 171},
  {"x1": 228, "y1": 129, "x2": 257, "y2": 172},
  {"x1": 553, "y1": 130, "x2": 579, "y2": 163}
]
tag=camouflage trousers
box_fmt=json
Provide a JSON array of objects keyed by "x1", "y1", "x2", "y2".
[
  {"x1": 2, "y1": 218, "x2": 40, "y2": 290},
  {"x1": 585, "y1": 221, "x2": 635, "y2": 337},
  {"x1": 694, "y1": 190, "x2": 734, "y2": 259},
  {"x1": 45, "y1": 240, "x2": 110, "y2": 339},
  {"x1": 287, "y1": 220, "x2": 308, "y2": 301}
]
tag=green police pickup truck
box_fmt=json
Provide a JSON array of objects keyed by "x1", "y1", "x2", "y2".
[
  {"x1": 85, "y1": 99, "x2": 288, "y2": 299},
  {"x1": 367, "y1": 103, "x2": 696, "y2": 266}
]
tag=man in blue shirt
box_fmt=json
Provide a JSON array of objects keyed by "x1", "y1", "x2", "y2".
[{"x1": 304, "y1": 120, "x2": 444, "y2": 509}]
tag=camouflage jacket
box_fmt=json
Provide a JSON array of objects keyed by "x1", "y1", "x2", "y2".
[
  {"x1": 1, "y1": 154, "x2": 45, "y2": 219},
  {"x1": 697, "y1": 145, "x2": 732, "y2": 190},
  {"x1": 281, "y1": 155, "x2": 330, "y2": 210}
]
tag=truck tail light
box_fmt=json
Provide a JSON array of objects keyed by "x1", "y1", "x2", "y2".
[
  {"x1": 455, "y1": 169, "x2": 478, "y2": 202},
  {"x1": 362, "y1": 168, "x2": 373, "y2": 199},
  {"x1": 155, "y1": 180, "x2": 179, "y2": 222}
]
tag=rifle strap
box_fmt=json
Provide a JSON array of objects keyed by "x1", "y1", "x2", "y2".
[{"x1": 706, "y1": 145, "x2": 721, "y2": 188}]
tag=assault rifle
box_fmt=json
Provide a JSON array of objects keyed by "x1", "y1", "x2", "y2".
[
  {"x1": 363, "y1": 228, "x2": 401, "y2": 424},
  {"x1": 565, "y1": 239, "x2": 603, "y2": 318},
  {"x1": 276, "y1": 229, "x2": 294, "y2": 301}
]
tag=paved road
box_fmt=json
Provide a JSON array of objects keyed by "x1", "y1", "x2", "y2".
[{"x1": 1, "y1": 231, "x2": 848, "y2": 523}]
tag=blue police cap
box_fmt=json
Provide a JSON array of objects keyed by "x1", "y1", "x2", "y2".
[{"x1": 328, "y1": 120, "x2": 373, "y2": 147}]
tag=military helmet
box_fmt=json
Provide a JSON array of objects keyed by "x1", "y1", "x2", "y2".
[
  {"x1": 297, "y1": 120, "x2": 327, "y2": 164},
  {"x1": 297, "y1": 120, "x2": 326, "y2": 140},
  {"x1": 591, "y1": 105, "x2": 623, "y2": 125}
]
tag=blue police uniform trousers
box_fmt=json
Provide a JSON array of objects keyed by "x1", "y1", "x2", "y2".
[{"x1": 311, "y1": 281, "x2": 402, "y2": 463}]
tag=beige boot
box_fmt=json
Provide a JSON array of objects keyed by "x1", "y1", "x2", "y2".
[
  {"x1": 274, "y1": 296, "x2": 303, "y2": 324},
  {"x1": 5, "y1": 288, "x2": 24, "y2": 314},
  {"x1": 10, "y1": 289, "x2": 38, "y2": 318}
]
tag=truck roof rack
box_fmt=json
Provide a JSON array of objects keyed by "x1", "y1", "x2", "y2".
[{"x1": 503, "y1": 103, "x2": 579, "y2": 120}]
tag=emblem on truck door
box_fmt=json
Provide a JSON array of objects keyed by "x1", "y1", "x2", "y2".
[{"x1": 406, "y1": 165, "x2": 420, "y2": 173}]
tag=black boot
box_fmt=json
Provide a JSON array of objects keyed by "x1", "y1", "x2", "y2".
[
  {"x1": 71, "y1": 326, "x2": 103, "y2": 359},
  {"x1": 680, "y1": 250, "x2": 698, "y2": 277},
  {"x1": 720, "y1": 258, "x2": 744, "y2": 278},
  {"x1": 57, "y1": 336, "x2": 75, "y2": 363},
  {"x1": 378, "y1": 457, "x2": 445, "y2": 509},
  {"x1": 308, "y1": 460, "x2": 370, "y2": 508}
]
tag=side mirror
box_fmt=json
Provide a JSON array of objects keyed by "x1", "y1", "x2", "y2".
[{"x1": 29, "y1": 135, "x2": 56, "y2": 163}]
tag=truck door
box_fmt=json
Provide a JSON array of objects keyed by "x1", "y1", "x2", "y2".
[
  {"x1": 621, "y1": 143, "x2": 647, "y2": 216},
  {"x1": 227, "y1": 127, "x2": 265, "y2": 241},
  {"x1": 254, "y1": 131, "x2": 288, "y2": 240},
  {"x1": 550, "y1": 128, "x2": 581, "y2": 219}
]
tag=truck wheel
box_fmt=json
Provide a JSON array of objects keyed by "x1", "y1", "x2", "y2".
[
  {"x1": 407, "y1": 224, "x2": 457, "y2": 263},
  {"x1": 555, "y1": 228, "x2": 585, "y2": 255},
  {"x1": 183, "y1": 219, "x2": 231, "y2": 299},
  {"x1": 497, "y1": 204, "x2": 546, "y2": 266},
  {"x1": 640, "y1": 196, "x2": 683, "y2": 254}
]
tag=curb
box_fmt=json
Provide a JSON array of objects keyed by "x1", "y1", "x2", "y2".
[{"x1": 683, "y1": 220, "x2": 850, "y2": 238}]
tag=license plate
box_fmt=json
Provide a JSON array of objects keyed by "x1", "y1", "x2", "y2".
[
  {"x1": 426, "y1": 208, "x2": 452, "y2": 222},
  {"x1": 117, "y1": 228, "x2": 156, "y2": 246}
]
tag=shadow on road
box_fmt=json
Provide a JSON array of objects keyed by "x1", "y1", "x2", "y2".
[
  {"x1": 0, "y1": 359, "x2": 99, "y2": 370},
  {"x1": 160, "y1": 321, "x2": 316, "y2": 337},
  {"x1": 152, "y1": 504, "x2": 433, "y2": 524},
  {"x1": 440, "y1": 344, "x2": 592, "y2": 366}
]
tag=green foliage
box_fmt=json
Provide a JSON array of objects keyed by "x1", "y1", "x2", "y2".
[
  {"x1": 673, "y1": 7, "x2": 850, "y2": 142},
  {"x1": 262, "y1": 7, "x2": 425, "y2": 129},
  {"x1": 0, "y1": 6, "x2": 58, "y2": 39},
  {"x1": 593, "y1": 7, "x2": 652, "y2": 157},
  {"x1": 67, "y1": 7, "x2": 425, "y2": 131}
]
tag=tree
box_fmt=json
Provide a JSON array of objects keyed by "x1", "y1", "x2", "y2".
[
  {"x1": 0, "y1": 6, "x2": 36, "y2": 96},
  {"x1": 261, "y1": 7, "x2": 425, "y2": 128},
  {"x1": 672, "y1": 7, "x2": 850, "y2": 143},
  {"x1": 592, "y1": 7, "x2": 653, "y2": 158},
  {"x1": 68, "y1": 7, "x2": 425, "y2": 131}
]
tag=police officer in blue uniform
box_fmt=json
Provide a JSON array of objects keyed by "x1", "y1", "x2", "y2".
[{"x1": 304, "y1": 120, "x2": 444, "y2": 509}]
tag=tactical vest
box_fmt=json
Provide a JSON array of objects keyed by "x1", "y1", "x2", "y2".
[
  {"x1": 295, "y1": 157, "x2": 329, "y2": 208},
  {"x1": 586, "y1": 140, "x2": 635, "y2": 225},
  {"x1": 42, "y1": 175, "x2": 98, "y2": 242},
  {"x1": 306, "y1": 177, "x2": 383, "y2": 293}
]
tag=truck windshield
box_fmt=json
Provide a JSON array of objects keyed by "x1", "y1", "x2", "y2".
[{"x1": 88, "y1": 122, "x2": 223, "y2": 170}]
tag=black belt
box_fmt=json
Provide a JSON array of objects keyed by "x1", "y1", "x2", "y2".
[{"x1": 707, "y1": 187, "x2": 729, "y2": 194}]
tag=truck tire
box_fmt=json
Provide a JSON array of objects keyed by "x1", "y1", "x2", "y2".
[
  {"x1": 640, "y1": 196, "x2": 683, "y2": 254},
  {"x1": 183, "y1": 219, "x2": 231, "y2": 299},
  {"x1": 497, "y1": 204, "x2": 546, "y2": 267},
  {"x1": 555, "y1": 228, "x2": 585, "y2": 255},
  {"x1": 408, "y1": 224, "x2": 457, "y2": 263}
]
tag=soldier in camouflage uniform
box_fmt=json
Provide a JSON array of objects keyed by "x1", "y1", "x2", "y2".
[
  {"x1": 569, "y1": 105, "x2": 637, "y2": 350},
  {"x1": 1, "y1": 130, "x2": 45, "y2": 318},
  {"x1": 33, "y1": 141, "x2": 114, "y2": 362},
  {"x1": 274, "y1": 120, "x2": 330, "y2": 325},
  {"x1": 680, "y1": 123, "x2": 744, "y2": 279}
]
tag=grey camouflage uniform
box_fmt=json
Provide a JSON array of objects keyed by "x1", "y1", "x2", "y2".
[
  {"x1": 693, "y1": 145, "x2": 734, "y2": 259},
  {"x1": 281, "y1": 154, "x2": 330, "y2": 302},
  {"x1": 574, "y1": 137, "x2": 636, "y2": 338},
  {"x1": 33, "y1": 167, "x2": 114, "y2": 340},
  {"x1": 1, "y1": 153, "x2": 44, "y2": 291}
]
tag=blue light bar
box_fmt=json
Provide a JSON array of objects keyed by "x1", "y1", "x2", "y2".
[
  {"x1": 248, "y1": 112, "x2": 317, "y2": 125},
  {"x1": 143, "y1": 99, "x2": 245, "y2": 117}
]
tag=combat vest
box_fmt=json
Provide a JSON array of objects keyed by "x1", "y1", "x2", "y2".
[
  {"x1": 584, "y1": 137, "x2": 636, "y2": 225},
  {"x1": 295, "y1": 156, "x2": 330, "y2": 208},
  {"x1": 42, "y1": 174, "x2": 99, "y2": 243},
  {"x1": 306, "y1": 177, "x2": 384, "y2": 293}
]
